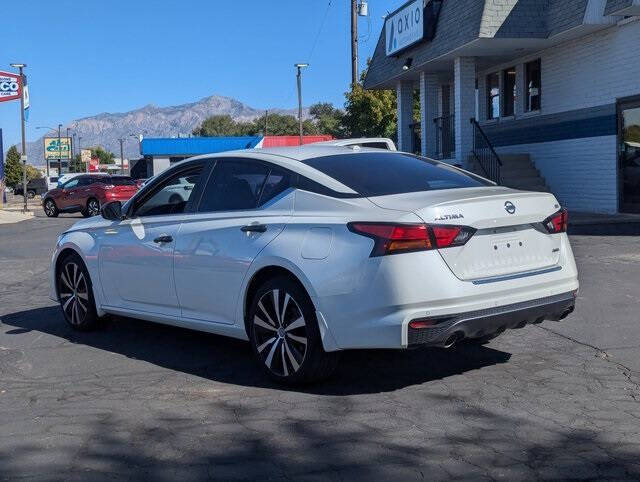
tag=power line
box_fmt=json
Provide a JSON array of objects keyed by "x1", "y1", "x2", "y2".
[{"x1": 308, "y1": 0, "x2": 332, "y2": 62}]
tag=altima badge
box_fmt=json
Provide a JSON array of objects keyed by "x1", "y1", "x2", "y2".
[{"x1": 504, "y1": 201, "x2": 516, "y2": 214}]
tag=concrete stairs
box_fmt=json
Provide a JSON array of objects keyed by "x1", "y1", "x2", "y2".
[{"x1": 468, "y1": 153, "x2": 550, "y2": 192}]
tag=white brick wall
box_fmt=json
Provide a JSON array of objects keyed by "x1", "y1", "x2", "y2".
[
  {"x1": 542, "y1": 20, "x2": 640, "y2": 114},
  {"x1": 497, "y1": 136, "x2": 618, "y2": 213}
]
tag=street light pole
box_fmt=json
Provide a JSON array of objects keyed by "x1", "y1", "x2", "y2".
[
  {"x1": 57, "y1": 124, "x2": 62, "y2": 175},
  {"x1": 36, "y1": 125, "x2": 58, "y2": 178},
  {"x1": 10, "y1": 63, "x2": 28, "y2": 213},
  {"x1": 119, "y1": 138, "x2": 125, "y2": 175},
  {"x1": 294, "y1": 63, "x2": 308, "y2": 146}
]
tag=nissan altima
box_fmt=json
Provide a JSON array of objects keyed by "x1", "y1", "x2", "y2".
[{"x1": 49, "y1": 147, "x2": 578, "y2": 384}]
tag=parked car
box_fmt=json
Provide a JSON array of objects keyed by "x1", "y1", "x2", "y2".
[
  {"x1": 13, "y1": 178, "x2": 48, "y2": 198},
  {"x1": 313, "y1": 137, "x2": 397, "y2": 150},
  {"x1": 46, "y1": 176, "x2": 60, "y2": 191},
  {"x1": 49, "y1": 147, "x2": 578, "y2": 384},
  {"x1": 42, "y1": 174, "x2": 139, "y2": 218}
]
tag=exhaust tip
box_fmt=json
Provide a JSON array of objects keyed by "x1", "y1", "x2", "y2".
[{"x1": 443, "y1": 332, "x2": 464, "y2": 348}]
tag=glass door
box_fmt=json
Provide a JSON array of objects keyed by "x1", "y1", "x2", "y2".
[{"x1": 619, "y1": 99, "x2": 640, "y2": 213}]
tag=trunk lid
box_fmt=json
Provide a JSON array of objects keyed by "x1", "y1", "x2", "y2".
[{"x1": 368, "y1": 187, "x2": 563, "y2": 281}]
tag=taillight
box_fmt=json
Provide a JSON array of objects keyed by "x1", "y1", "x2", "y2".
[
  {"x1": 348, "y1": 222, "x2": 476, "y2": 257},
  {"x1": 543, "y1": 208, "x2": 568, "y2": 234}
]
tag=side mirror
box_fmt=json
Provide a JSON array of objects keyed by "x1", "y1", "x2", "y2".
[{"x1": 101, "y1": 201, "x2": 124, "y2": 221}]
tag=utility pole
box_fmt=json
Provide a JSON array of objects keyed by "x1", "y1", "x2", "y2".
[
  {"x1": 294, "y1": 63, "x2": 308, "y2": 146},
  {"x1": 10, "y1": 63, "x2": 28, "y2": 213},
  {"x1": 119, "y1": 138, "x2": 125, "y2": 175},
  {"x1": 351, "y1": 0, "x2": 358, "y2": 87}
]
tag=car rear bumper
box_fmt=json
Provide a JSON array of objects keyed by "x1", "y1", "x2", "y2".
[{"x1": 406, "y1": 291, "x2": 576, "y2": 347}]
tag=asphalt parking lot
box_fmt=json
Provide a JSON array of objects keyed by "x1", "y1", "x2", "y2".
[{"x1": 1, "y1": 210, "x2": 639, "y2": 480}]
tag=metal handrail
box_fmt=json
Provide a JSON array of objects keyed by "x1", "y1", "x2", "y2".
[
  {"x1": 470, "y1": 118, "x2": 502, "y2": 184},
  {"x1": 433, "y1": 114, "x2": 455, "y2": 160}
]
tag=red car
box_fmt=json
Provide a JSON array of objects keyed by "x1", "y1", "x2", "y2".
[{"x1": 42, "y1": 174, "x2": 139, "y2": 218}]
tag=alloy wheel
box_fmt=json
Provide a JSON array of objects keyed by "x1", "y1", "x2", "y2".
[
  {"x1": 252, "y1": 289, "x2": 308, "y2": 377},
  {"x1": 87, "y1": 199, "x2": 100, "y2": 216},
  {"x1": 45, "y1": 200, "x2": 56, "y2": 216},
  {"x1": 59, "y1": 261, "x2": 89, "y2": 326}
]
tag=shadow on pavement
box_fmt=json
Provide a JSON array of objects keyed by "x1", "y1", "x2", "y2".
[{"x1": 2, "y1": 306, "x2": 511, "y2": 395}]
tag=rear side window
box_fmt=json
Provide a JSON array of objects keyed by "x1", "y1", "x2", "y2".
[
  {"x1": 258, "y1": 168, "x2": 292, "y2": 206},
  {"x1": 301, "y1": 153, "x2": 490, "y2": 197},
  {"x1": 110, "y1": 177, "x2": 136, "y2": 186},
  {"x1": 199, "y1": 161, "x2": 270, "y2": 212}
]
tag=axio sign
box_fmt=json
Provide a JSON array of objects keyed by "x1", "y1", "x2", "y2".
[
  {"x1": 385, "y1": 0, "x2": 424, "y2": 56},
  {"x1": 0, "y1": 71, "x2": 22, "y2": 102}
]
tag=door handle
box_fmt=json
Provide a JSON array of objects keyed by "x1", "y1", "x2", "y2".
[
  {"x1": 153, "y1": 235, "x2": 173, "y2": 243},
  {"x1": 241, "y1": 224, "x2": 267, "y2": 233}
]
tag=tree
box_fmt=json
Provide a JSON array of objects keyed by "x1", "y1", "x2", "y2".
[
  {"x1": 309, "y1": 102, "x2": 345, "y2": 138},
  {"x1": 92, "y1": 147, "x2": 115, "y2": 165},
  {"x1": 69, "y1": 154, "x2": 86, "y2": 173},
  {"x1": 342, "y1": 77, "x2": 397, "y2": 139},
  {"x1": 25, "y1": 165, "x2": 42, "y2": 181},
  {"x1": 193, "y1": 115, "x2": 245, "y2": 136},
  {"x1": 4, "y1": 145, "x2": 23, "y2": 188}
]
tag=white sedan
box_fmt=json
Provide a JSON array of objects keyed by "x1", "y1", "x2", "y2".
[{"x1": 49, "y1": 146, "x2": 578, "y2": 384}]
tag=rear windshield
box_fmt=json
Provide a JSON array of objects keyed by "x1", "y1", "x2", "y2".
[{"x1": 301, "y1": 153, "x2": 491, "y2": 197}]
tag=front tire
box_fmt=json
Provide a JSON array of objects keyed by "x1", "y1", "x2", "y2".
[
  {"x1": 248, "y1": 276, "x2": 339, "y2": 384},
  {"x1": 27, "y1": 190, "x2": 36, "y2": 199},
  {"x1": 44, "y1": 199, "x2": 59, "y2": 217},
  {"x1": 83, "y1": 198, "x2": 100, "y2": 217},
  {"x1": 56, "y1": 253, "x2": 102, "y2": 331}
]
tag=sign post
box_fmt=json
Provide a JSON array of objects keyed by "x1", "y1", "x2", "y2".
[{"x1": 9, "y1": 64, "x2": 28, "y2": 213}]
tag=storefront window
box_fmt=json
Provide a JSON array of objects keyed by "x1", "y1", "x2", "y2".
[
  {"x1": 486, "y1": 72, "x2": 500, "y2": 120},
  {"x1": 526, "y1": 59, "x2": 541, "y2": 112},
  {"x1": 503, "y1": 67, "x2": 516, "y2": 117}
]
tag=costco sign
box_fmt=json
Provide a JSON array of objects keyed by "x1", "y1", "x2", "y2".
[{"x1": 0, "y1": 71, "x2": 21, "y2": 103}]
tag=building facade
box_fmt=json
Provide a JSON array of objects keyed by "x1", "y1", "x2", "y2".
[{"x1": 364, "y1": 0, "x2": 640, "y2": 213}]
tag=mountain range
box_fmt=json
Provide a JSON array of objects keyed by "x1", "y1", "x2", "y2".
[{"x1": 20, "y1": 95, "x2": 309, "y2": 166}]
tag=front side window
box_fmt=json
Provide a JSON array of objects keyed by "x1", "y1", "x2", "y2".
[
  {"x1": 63, "y1": 178, "x2": 80, "y2": 190},
  {"x1": 198, "y1": 160, "x2": 270, "y2": 212},
  {"x1": 134, "y1": 165, "x2": 204, "y2": 217},
  {"x1": 503, "y1": 67, "x2": 516, "y2": 117},
  {"x1": 486, "y1": 72, "x2": 500, "y2": 120},
  {"x1": 525, "y1": 59, "x2": 541, "y2": 112},
  {"x1": 302, "y1": 153, "x2": 491, "y2": 197}
]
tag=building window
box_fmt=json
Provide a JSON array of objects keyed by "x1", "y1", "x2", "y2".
[
  {"x1": 503, "y1": 67, "x2": 516, "y2": 117},
  {"x1": 486, "y1": 73, "x2": 500, "y2": 120},
  {"x1": 525, "y1": 59, "x2": 541, "y2": 112}
]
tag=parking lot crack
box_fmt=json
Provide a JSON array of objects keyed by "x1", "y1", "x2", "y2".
[{"x1": 536, "y1": 326, "x2": 640, "y2": 402}]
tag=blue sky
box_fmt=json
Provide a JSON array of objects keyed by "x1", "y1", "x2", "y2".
[{"x1": 0, "y1": 0, "x2": 401, "y2": 150}]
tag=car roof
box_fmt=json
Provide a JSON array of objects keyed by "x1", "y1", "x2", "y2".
[
  {"x1": 184, "y1": 146, "x2": 406, "y2": 194},
  {"x1": 313, "y1": 138, "x2": 394, "y2": 146}
]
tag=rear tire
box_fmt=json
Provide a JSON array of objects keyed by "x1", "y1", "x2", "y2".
[
  {"x1": 44, "y1": 199, "x2": 59, "y2": 217},
  {"x1": 56, "y1": 253, "x2": 103, "y2": 331},
  {"x1": 27, "y1": 190, "x2": 36, "y2": 199},
  {"x1": 248, "y1": 276, "x2": 339, "y2": 384}
]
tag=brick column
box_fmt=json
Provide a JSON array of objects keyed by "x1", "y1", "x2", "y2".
[
  {"x1": 419, "y1": 72, "x2": 439, "y2": 157},
  {"x1": 454, "y1": 57, "x2": 476, "y2": 167},
  {"x1": 396, "y1": 81, "x2": 414, "y2": 153}
]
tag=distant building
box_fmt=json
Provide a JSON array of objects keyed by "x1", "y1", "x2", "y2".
[{"x1": 132, "y1": 135, "x2": 334, "y2": 178}]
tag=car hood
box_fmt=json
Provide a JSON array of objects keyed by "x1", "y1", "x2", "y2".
[{"x1": 65, "y1": 215, "x2": 114, "y2": 233}]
